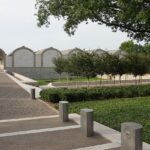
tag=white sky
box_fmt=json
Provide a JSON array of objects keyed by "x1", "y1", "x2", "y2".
[{"x1": 0, "y1": 0, "x2": 130, "y2": 54}]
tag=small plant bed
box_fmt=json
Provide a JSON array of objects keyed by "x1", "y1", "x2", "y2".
[
  {"x1": 69, "y1": 97, "x2": 150, "y2": 143},
  {"x1": 40, "y1": 84, "x2": 150, "y2": 103},
  {"x1": 53, "y1": 77, "x2": 103, "y2": 83},
  {"x1": 37, "y1": 80, "x2": 53, "y2": 86},
  {"x1": 37, "y1": 77, "x2": 103, "y2": 85}
]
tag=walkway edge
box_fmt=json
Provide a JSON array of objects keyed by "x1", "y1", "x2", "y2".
[{"x1": 69, "y1": 113, "x2": 150, "y2": 150}]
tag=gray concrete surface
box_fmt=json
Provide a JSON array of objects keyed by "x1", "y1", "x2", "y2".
[
  {"x1": 81, "y1": 109, "x2": 94, "y2": 137},
  {"x1": 121, "y1": 122, "x2": 143, "y2": 150},
  {"x1": 0, "y1": 128, "x2": 109, "y2": 150},
  {"x1": 0, "y1": 72, "x2": 57, "y2": 120},
  {"x1": 59, "y1": 101, "x2": 69, "y2": 122},
  {"x1": 0, "y1": 72, "x2": 29, "y2": 99},
  {"x1": 107, "y1": 148, "x2": 121, "y2": 150},
  {"x1": 0, "y1": 117, "x2": 76, "y2": 134}
]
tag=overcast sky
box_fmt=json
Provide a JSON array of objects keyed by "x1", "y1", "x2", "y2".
[{"x1": 0, "y1": 0, "x2": 130, "y2": 54}]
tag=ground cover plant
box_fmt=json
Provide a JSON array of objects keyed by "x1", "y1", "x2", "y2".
[
  {"x1": 37, "y1": 77, "x2": 103, "y2": 86},
  {"x1": 40, "y1": 84, "x2": 150, "y2": 103},
  {"x1": 69, "y1": 97, "x2": 150, "y2": 143},
  {"x1": 37, "y1": 80, "x2": 53, "y2": 86}
]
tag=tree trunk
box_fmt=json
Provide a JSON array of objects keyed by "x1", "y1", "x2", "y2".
[
  {"x1": 59, "y1": 74, "x2": 61, "y2": 81},
  {"x1": 125, "y1": 74, "x2": 127, "y2": 85},
  {"x1": 100, "y1": 74, "x2": 102, "y2": 87},
  {"x1": 67, "y1": 73, "x2": 69, "y2": 88},
  {"x1": 87, "y1": 77, "x2": 90, "y2": 88},
  {"x1": 76, "y1": 76, "x2": 78, "y2": 88},
  {"x1": 135, "y1": 76, "x2": 137, "y2": 85},
  {"x1": 139, "y1": 76, "x2": 141, "y2": 84},
  {"x1": 113, "y1": 76, "x2": 115, "y2": 85},
  {"x1": 119, "y1": 75, "x2": 121, "y2": 85}
]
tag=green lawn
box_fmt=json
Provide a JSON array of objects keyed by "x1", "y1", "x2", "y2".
[
  {"x1": 53, "y1": 77, "x2": 103, "y2": 83},
  {"x1": 69, "y1": 97, "x2": 150, "y2": 143},
  {"x1": 37, "y1": 80, "x2": 53, "y2": 86},
  {"x1": 37, "y1": 77, "x2": 103, "y2": 85}
]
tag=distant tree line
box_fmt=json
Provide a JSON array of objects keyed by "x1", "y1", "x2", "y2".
[{"x1": 53, "y1": 41, "x2": 150, "y2": 84}]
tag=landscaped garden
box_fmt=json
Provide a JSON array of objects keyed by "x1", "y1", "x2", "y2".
[
  {"x1": 40, "y1": 84, "x2": 150, "y2": 143},
  {"x1": 37, "y1": 77, "x2": 103, "y2": 86},
  {"x1": 69, "y1": 97, "x2": 150, "y2": 144}
]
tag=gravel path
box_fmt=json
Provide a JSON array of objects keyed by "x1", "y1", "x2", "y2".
[{"x1": 0, "y1": 72, "x2": 57, "y2": 120}]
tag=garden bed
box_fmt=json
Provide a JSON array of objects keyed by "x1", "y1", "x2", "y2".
[{"x1": 69, "y1": 97, "x2": 150, "y2": 143}]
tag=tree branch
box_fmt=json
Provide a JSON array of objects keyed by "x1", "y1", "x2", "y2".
[{"x1": 92, "y1": 12, "x2": 150, "y2": 33}]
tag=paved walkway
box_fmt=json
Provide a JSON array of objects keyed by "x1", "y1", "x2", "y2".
[{"x1": 0, "y1": 71, "x2": 57, "y2": 119}]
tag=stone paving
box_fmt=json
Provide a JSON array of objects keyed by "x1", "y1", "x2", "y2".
[
  {"x1": 0, "y1": 72, "x2": 56, "y2": 119},
  {"x1": 0, "y1": 72, "x2": 29, "y2": 99}
]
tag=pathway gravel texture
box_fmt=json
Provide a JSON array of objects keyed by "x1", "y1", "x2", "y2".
[
  {"x1": 0, "y1": 72, "x2": 57, "y2": 120},
  {"x1": 0, "y1": 128, "x2": 109, "y2": 150}
]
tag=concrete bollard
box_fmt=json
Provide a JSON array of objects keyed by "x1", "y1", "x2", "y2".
[
  {"x1": 59, "y1": 101, "x2": 69, "y2": 122},
  {"x1": 121, "y1": 122, "x2": 143, "y2": 150},
  {"x1": 31, "y1": 88, "x2": 36, "y2": 100},
  {"x1": 80, "y1": 108, "x2": 94, "y2": 137}
]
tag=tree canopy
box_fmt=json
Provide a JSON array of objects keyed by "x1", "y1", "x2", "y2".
[{"x1": 36, "y1": 0, "x2": 150, "y2": 42}]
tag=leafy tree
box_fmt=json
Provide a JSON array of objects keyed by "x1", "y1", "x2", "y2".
[
  {"x1": 53, "y1": 57, "x2": 66, "y2": 80},
  {"x1": 76, "y1": 52, "x2": 96, "y2": 86},
  {"x1": 102, "y1": 53, "x2": 112, "y2": 80},
  {"x1": 143, "y1": 43, "x2": 150, "y2": 54},
  {"x1": 68, "y1": 53, "x2": 83, "y2": 77},
  {"x1": 119, "y1": 40, "x2": 143, "y2": 54},
  {"x1": 108, "y1": 54, "x2": 121, "y2": 84},
  {"x1": 116, "y1": 56, "x2": 127, "y2": 84},
  {"x1": 94, "y1": 54, "x2": 105, "y2": 84},
  {"x1": 36, "y1": 0, "x2": 150, "y2": 42},
  {"x1": 120, "y1": 40, "x2": 136, "y2": 54},
  {"x1": 126, "y1": 53, "x2": 148, "y2": 82}
]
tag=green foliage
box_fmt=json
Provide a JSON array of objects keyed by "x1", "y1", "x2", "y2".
[
  {"x1": 40, "y1": 89, "x2": 61, "y2": 103},
  {"x1": 53, "y1": 57, "x2": 66, "y2": 75},
  {"x1": 119, "y1": 40, "x2": 144, "y2": 54},
  {"x1": 36, "y1": 0, "x2": 150, "y2": 42},
  {"x1": 69, "y1": 97, "x2": 150, "y2": 143},
  {"x1": 53, "y1": 40, "x2": 150, "y2": 82},
  {"x1": 143, "y1": 43, "x2": 150, "y2": 54},
  {"x1": 40, "y1": 84, "x2": 150, "y2": 103},
  {"x1": 75, "y1": 52, "x2": 96, "y2": 79},
  {"x1": 37, "y1": 80, "x2": 53, "y2": 85},
  {"x1": 126, "y1": 53, "x2": 149, "y2": 77},
  {"x1": 119, "y1": 40, "x2": 137, "y2": 54}
]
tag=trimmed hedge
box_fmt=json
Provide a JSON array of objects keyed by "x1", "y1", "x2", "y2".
[{"x1": 40, "y1": 84, "x2": 150, "y2": 103}]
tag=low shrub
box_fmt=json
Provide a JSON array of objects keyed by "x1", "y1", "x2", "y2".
[
  {"x1": 40, "y1": 84, "x2": 150, "y2": 103},
  {"x1": 40, "y1": 89, "x2": 61, "y2": 103}
]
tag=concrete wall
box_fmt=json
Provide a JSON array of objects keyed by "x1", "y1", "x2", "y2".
[
  {"x1": 13, "y1": 48, "x2": 35, "y2": 67},
  {"x1": 5, "y1": 56, "x2": 12, "y2": 67},
  {"x1": 35, "y1": 54, "x2": 41, "y2": 67},
  {"x1": 5, "y1": 67, "x2": 60, "y2": 79},
  {"x1": 5, "y1": 47, "x2": 62, "y2": 79},
  {"x1": 42, "y1": 49, "x2": 61, "y2": 67}
]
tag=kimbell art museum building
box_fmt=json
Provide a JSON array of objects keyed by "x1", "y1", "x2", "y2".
[{"x1": 0, "y1": 46, "x2": 111, "y2": 79}]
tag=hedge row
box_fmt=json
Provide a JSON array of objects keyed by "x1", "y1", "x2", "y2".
[{"x1": 40, "y1": 84, "x2": 150, "y2": 103}]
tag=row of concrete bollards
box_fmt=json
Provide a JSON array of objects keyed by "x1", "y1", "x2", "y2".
[
  {"x1": 59, "y1": 101, "x2": 143, "y2": 150},
  {"x1": 30, "y1": 89, "x2": 143, "y2": 150}
]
